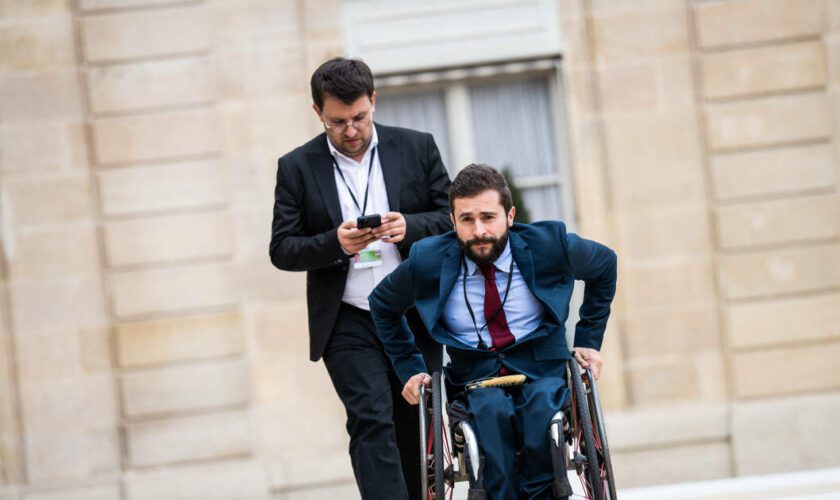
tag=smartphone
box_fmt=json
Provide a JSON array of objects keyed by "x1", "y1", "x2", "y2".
[{"x1": 356, "y1": 214, "x2": 382, "y2": 229}]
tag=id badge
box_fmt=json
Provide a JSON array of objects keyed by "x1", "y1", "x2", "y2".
[{"x1": 354, "y1": 248, "x2": 383, "y2": 269}]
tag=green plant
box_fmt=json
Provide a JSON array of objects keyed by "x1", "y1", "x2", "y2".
[{"x1": 502, "y1": 168, "x2": 532, "y2": 224}]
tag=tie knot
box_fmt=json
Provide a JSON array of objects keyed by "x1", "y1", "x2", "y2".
[{"x1": 478, "y1": 262, "x2": 496, "y2": 280}]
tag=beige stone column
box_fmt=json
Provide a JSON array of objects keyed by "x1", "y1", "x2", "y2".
[
  {"x1": 560, "y1": 0, "x2": 726, "y2": 409},
  {"x1": 0, "y1": 213, "x2": 22, "y2": 488},
  {"x1": 75, "y1": 0, "x2": 266, "y2": 496},
  {"x1": 559, "y1": 0, "x2": 731, "y2": 487},
  {"x1": 208, "y1": 0, "x2": 358, "y2": 493},
  {"x1": 592, "y1": 0, "x2": 725, "y2": 408},
  {"x1": 0, "y1": 0, "x2": 120, "y2": 494},
  {"x1": 558, "y1": 0, "x2": 629, "y2": 413}
]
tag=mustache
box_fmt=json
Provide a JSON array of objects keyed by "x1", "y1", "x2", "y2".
[{"x1": 467, "y1": 237, "x2": 497, "y2": 246}]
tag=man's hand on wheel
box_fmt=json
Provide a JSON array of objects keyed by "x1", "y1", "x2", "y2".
[
  {"x1": 402, "y1": 373, "x2": 431, "y2": 405},
  {"x1": 574, "y1": 348, "x2": 603, "y2": 380}
]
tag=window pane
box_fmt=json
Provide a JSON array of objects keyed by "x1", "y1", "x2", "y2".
[
  {"x1": 520, "y1": 185, "x2": 563, "y2": 223},
  {"x1": 469, "y1": 78, "x2": 565, "y2": 220},
  {"x1": 373, "y1": 89, "x2": 452, "y2": 168}
]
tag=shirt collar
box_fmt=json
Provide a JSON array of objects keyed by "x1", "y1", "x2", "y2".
[
  {"x1": 326, "y1": 124, "x2": 379, "y2": 165},
  {"x1": 464, "y1": 239, "x2": 512, "y2": 276}
]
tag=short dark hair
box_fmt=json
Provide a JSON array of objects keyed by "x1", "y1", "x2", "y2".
[
  {"x1": 449, "y1": 164, "x2": 513, "y2": 213},
  {"x1": 310, "y1": 57, "x2": 375, "y2": 109}
]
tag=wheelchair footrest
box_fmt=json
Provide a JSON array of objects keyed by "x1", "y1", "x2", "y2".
[
  {"x1": 467, "y1": 489, "x2": 488, "y2": 500},
  {"x1": 552, "y1": 477, "x2": 574, "y2": 497}
]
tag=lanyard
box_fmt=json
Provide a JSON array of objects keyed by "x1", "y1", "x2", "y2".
[
  {"x1": 462, "y1": 256, "x2": 514, "y2": 350},
  {"x1": 332, "y1": 147, "x2": 377, "y2": 216}
]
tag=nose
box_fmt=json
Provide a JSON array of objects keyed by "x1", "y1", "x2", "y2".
[
  {"x1": 343, "y1": 123, "x2": 358, "y2": 138},
  {"x1": 474, "y1": 221, "x2": 488, "y2": 238}
]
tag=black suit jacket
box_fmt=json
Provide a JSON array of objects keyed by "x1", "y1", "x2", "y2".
[{"x1": 270, "y1": 123, "x2": 452, "y2": 361}]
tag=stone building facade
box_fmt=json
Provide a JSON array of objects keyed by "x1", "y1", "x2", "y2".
[{"x1": 0, "y1": 0, "x2": 837, "y2": 498}]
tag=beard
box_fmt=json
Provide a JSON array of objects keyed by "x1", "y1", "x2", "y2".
[
  {"x1": 334, "y1": 134, "x2": 371, "y2": 158},
  {"x1": 459, "y1": 228, "x2": 509, "y2": 267}
]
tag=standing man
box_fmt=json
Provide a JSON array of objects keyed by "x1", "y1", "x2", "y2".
[
  {"x1": 270, "y1": 57, "x2": 451, "y2": 499},
  {"x1": 369, "y1": 164, "x2": 617, "y2": 498}
]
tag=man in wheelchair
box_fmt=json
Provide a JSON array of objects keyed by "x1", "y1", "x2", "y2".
[{"x1": 370, "y1": 164, "x2": 617, "y2": 499}]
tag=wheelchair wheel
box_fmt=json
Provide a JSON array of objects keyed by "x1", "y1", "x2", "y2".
[
  {"x1": 569, "y1": 359, "x2": 604, "y2": 499},
  {"x1": 586, "y1": 368, "x2": 617, "y2": 500},
  {"x1": 432, "y1": 372, "x2": 446, "y2": 497},
  {"x1": 426, "y1": 372, "x2": 454, "y2": 499}
]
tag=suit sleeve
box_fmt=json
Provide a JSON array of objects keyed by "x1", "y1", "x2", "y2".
[
  {"x1": 269, "y1": 157, "x2": 348, "y2": 272},
  {"x1": 368, "y1": 248, "x2": 427, "y2": 385},
  {"x1": 563, "y1": 230, "x2": 617, "y2": 351},
  {"x1": 399, "y1": 134, "x2": 452, "y2": 251}
]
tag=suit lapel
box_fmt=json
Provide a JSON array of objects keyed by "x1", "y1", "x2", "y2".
[
  {"x1": 376, "y1": 125, "x2": 402, "y2": 212},
  {"x1": 510, "y1": 230, "x2": 561, "y2": 325},
  {"x1": 436, "y1": 244, "x2": 462, "y2": 323},
  {"x1": 509, "y1": 231, "x2": 539, "y2": 299},
  {"x1": 309, "y1": 145, "x2": 343, "y2": 227}
]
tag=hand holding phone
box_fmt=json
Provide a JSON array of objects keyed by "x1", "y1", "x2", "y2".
[
  {"x1": 338, "y1": 219, "x2": 377, "y2": 255},
  {"x1": 371, "y1": 212, "x2": 407, "y2": 244}
]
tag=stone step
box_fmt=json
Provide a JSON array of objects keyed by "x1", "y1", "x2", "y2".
[
  {"x1": 449, "y1": 467, "x2": 840, "y2": 499},
  {"x1": 619, "y1": 467, "x2": 840, "y2": 500}
]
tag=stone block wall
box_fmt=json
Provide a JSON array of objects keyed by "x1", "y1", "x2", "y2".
[
  {"x1": 560, "y1": 0, "x2": 728, "y2": 488},
  {"x1": 0, "y1": 0, "x2": 838, "y2": 498},
  {"x1": 693, "y1": 0, "x2": 840, "y2": 478},
  {"x1": 79, "y1": 0, "x2": 258, "y2": 490},
  {"x1": 563, "y1": 0, "x2": 724, "y2": 411},
  {"x1": 560, "y1": 0, "x2": 840, "y2": 488},
  {"x1": 0, "y1": 0, "x2": 118, "y2": 493}
]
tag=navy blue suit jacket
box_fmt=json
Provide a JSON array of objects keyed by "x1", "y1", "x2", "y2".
[{"x1": 369, "y1": 221, "x2": 617, "y2": 386}]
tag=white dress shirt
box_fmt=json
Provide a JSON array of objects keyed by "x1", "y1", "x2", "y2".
[{"x1": 327, "y1": 125, "x2": 402, "y2": 310}]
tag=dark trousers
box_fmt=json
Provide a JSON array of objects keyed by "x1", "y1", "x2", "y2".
[
  {"x1": 465, "y1": 376, "x2": 570, "y2": 500},
  {"x1": 323, "y1": 303, "x2": 441, "y2": 500}
]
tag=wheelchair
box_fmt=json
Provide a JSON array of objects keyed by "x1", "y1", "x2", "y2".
[{"x1": 418, "y1": 355, "x2": 617, "y2": 499}]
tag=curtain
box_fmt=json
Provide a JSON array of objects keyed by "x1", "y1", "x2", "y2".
[
  {"x1": 469, "y1": 78, "x2": 564, "y2": 222},
  {"x1": 373, "y1": 89, "x2": 452, "y2": 169}
]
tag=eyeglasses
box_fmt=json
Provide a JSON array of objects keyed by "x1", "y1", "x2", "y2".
[{"x1": 321, "y1": 113, "x2": 373, "y2": 133}]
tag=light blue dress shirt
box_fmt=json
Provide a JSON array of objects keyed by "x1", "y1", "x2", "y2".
[{"x1": 441, "y1": 241, "x2": 546, "y2": 348}]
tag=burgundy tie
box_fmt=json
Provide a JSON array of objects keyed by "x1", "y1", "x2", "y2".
[{"x1": 478, "y1": 262, "x2": 516, "y2": 351}]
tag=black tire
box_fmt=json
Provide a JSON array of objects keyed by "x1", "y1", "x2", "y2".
[
  {"x1": 570, "y1": 359, "x2": 604, "y2": 500},
  {"x1": 586, "y1": 368, "x2": 617, "y2": 500},
  {"x1": 432, "y1": 371, "x2": 446, "y2": 498}
]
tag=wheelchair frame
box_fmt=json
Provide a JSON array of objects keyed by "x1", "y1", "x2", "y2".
[{"x1": 418, "y1": 357, "x2": 617, "y2": 499}]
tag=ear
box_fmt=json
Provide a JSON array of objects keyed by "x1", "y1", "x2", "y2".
[
  {"x1": 370, "y1": 91, "x2": 377, "y2": 113},
  {"x1": 312, "y1": 103, "x2": 323, "y2": 121},
  {"x1": 507, "y1": 206, "x2": 516, "y2": 227},
  {"x1": 450, "y1": 212, "x2": 455, "y2": 227}
]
